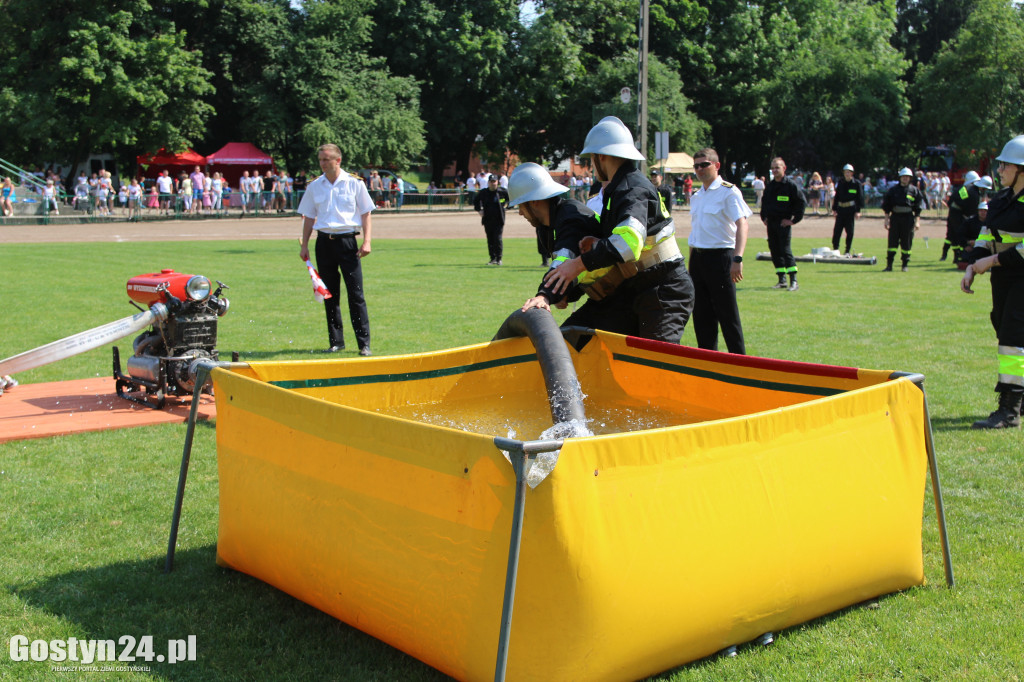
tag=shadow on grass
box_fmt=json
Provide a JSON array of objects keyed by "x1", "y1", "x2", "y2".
[
  {"x1": 12, "y1": 546, "x2": 450, "y2": 682},
  {"x1": 928, "y1": 414, "x2": 982, "y2": 433}
]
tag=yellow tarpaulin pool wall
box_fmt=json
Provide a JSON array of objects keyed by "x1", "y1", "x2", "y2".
[{"x1": 211, "y1": 331, "x2": 942, "y2": 682}]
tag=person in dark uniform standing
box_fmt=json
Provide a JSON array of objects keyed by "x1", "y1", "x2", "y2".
[
  {"x1": 960, "y1": 135, "x2": 1024, "y2": 429},
  {"x1": 650, "y1": 169, "x2": 673, "y2": 216},
  {"x1": 881, "y1": 167, "x2": 924, "y2": 272},
  {"x1": 298, "y1": 143, "x2": 374, "y2": 356},
  {"x1": 542, "y1": 116, "x2": 694, "y2": 344},
  {"x1": 760, "y1": 157, "x2": 805, "y2": 291},
  {"x1": 474, "y1": 174, "x2": 510, "y2": 265},
  {"x1": 831, "y1": 163, "x2": 863, "y2": 255},
  {"x1": 942, "y1": 170, "x2": 981, "y2": 262},
  {"x1": 688, "y1": 148, "x2": 750, "y2": 354}
]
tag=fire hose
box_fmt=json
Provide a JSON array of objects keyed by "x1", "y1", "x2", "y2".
[{"x1": 0, "y1": 304, "x2": 168, "y2": 377}]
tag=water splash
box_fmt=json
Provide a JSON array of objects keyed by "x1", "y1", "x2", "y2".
[{"x1": 523, "y1": 418, "x2": 594, "y2": 488}]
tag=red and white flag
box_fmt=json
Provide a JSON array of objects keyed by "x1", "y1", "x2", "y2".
[{"x1": 305, "y1": 260, "x2": 332, "y2": 302}]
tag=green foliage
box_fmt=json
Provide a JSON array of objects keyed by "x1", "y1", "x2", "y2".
[
  {"x1": 0, "y1": 0, "x2": 214, "y2": 178},
  {"x1": 913, "y1": 0, "x2": 1024, "y2": 155},
  {"x1": 763, "y1": 0, "x2": 910, "y2": 172},
  {"x1": 367, "y1": 0, "x2": 521, "y2": 181},
  {"x1": 285, "y1": 1, "x2": 426, "y2": 171}
]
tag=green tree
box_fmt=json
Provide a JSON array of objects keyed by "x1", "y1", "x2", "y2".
[
  {"x1": 273, "y1": 0, "x2": 426, "y2": 171},
  {"x1": 913, "y1": 0, "x2": 1024, "y2": 163},
  {"x1": 0, "y1": 0, "x2": 214, "y2": 183},
  {"x1": 509, "y1": 1, "x2": 707, "y2": 168},
  {"x1": 368, "y1": 0, "x2": 521, "y2": 183},
  {"x1": 762, "y1": 0, "x2": 910, "y2": 173}
]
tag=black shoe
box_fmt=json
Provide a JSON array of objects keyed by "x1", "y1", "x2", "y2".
[
  {"x1": 882, "y1": 265, "x2": 893, "y2": 272},
  {"x1": 771, "y1": 281, "x2": 787, "y2": 289},
  {"x1": 972, "y1": 392, "x2": 1023, "y2": 429},
  {"x1": 325, "y1": 344, "x2": 344, "y2": 353},
  {"x1": 359, "y1": 347, "x2": 372, "y2": 357}
]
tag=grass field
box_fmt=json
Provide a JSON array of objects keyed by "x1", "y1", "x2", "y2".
[{"x1": 1, "y1": 237, "x2": 1022, "y2": 681}]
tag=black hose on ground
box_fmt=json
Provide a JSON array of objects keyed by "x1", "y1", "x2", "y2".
[{"x1": 492, "y1": 308, "x2": 587, "y2": 425}]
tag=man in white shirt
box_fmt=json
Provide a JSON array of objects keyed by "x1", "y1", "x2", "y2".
[
  {"x1": 156, "y1": 171, "x2": 174, "y2": 214},
  {"x1": 752, "y1": 175, "x2": 765, "y2": 207},
  {"x1": 298, "y1": 143, "x2": 375, "y2": 356},
  {"x1": 688, "y1": 147, "x2": 751, "y2": 354}
]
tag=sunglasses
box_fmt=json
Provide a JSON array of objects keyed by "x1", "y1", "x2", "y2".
[{"x1": 694, "y1": 161, "x2": 713, "y2": 169}]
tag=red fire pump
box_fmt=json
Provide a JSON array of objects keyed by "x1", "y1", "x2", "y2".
[{"x1": 114, "y1": 269, "x2": 231, "y2": 408}]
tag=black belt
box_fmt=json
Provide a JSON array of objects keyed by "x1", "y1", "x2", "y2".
[
  {"x1": 690, "y1": 247, "x2": 731, "y2": 253},
  {"x1": 320, "y1": 231, "x2": 359, "y2": 240}
]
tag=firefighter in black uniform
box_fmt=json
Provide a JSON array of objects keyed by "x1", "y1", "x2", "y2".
[
  {"x1": 951, "y1": 175, "x2": 993, "y2": 266},
  {"x1": 511, "y1": 162, "x2": 642, "y2": 339},
  {"x1": 542, "y1": 116, "x2": 695, "y2": 343},
  {"x1": 960, "y1": 135, "x2": 1024, "y2": 429},
  {"x1": 882, "y1": 168, "x2": 924, "y2": 272},
  {"x1": 941, "y1": 170, "x2": 981, "y2": 262},
  {"x1": 650, "y1": 169, "x2": 673, "y2": 216},
  {"x1": 831, "y1": 163, "x2": 863, "y2": 255},
  {"x1": 760, "y1": 157, "x2": 805, "y2": 291},
  {"x1": 474, "y1": 175, "x2": 510, "y2": 265}
]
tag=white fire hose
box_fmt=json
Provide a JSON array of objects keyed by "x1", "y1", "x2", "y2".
[{"x1": 0, "y1": 304, "x2": 168, "y2": 377}]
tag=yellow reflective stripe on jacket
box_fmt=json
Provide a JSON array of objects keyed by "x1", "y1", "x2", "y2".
[
  {"x1": 658, "y1": 192, "x2": 670, "y2": 219},
  {"x1": 578, "y1": 265, "x2": 614, "y2": 285},
  {"x1": 611, "y1": 218, "x2": 644, "y2": 262}
]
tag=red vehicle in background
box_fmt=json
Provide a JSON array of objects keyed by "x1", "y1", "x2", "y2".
[{"x1": 916, "y1": 145, "x2": 992, "y2": 186}]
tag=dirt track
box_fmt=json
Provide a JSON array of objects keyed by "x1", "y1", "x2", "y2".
[{"x1": 0, "y1": 208, "x2": 950, "y2": 244}]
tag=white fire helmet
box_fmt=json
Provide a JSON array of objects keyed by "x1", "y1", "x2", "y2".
[
  {"x1": 978, "y1": 202, "x2": 989, "y2": 211},
  {"x1": 843, "y1": 163, "x2": 854, "y2": 172},
  {"x1": 898, "y1": 167, "x2": 913, "y2": 178},
  {"x1": 507, "y1": 163, "x2": 569, "y2": 208},
  {"x1": 995, "y1": 135, "x2": 1024, "y2": 166},
  {"x1": 580, "y1": 116, "x2": 645, "y2": 161},
  {"x1": 963, "y1": 170, "x2": 980, "y2": 187},
  {"x1": 973, "y1": 175, "x2": 994, "y2": 190}
]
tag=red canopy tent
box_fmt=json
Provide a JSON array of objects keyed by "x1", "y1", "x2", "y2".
[
  {"x1": 205, "y1": 142, "x2": 276, "y2": 189},
  {"x1": 136, "y1": 148, "x2": 207, "y2": 182}
]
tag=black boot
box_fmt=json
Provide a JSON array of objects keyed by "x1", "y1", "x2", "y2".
[
  {"x1": 940, "y1": 243, "x2": 949, "y2": 261},
  {"x1": 972, "y1": 391, "x2": 1023, "y2": 429},
  {"x1": 883, "y1": 257, "x2": 893, "y2": 272}
]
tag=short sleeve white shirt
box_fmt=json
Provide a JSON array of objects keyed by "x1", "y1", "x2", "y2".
[
  {"x1": 298, "y1": 170, "x2": 374, "y2": 234},
  {"x1": 157, "y1": 175, "x2": 173, "y2": 194},
  {"x1": 688, "y1": 176, "x2": 752, "y2": 249},
  {"x1": 466, "y1": 177, "x2": 478, "y2": 191}
]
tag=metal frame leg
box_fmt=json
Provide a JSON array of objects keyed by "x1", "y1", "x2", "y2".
[
  {"x1": 491, "y1": 437, "x2": 563, "y2": 682},
  {"x1": 164, "y1": 360, "x2": 243, "y2": 572}
]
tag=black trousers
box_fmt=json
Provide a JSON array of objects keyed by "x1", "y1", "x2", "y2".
[
  {"x1": 564, "y1": 260, "x2": 694, "y2": 345},
  {"x1": 832, "y1": 210, "x2": 856, "y2": 252},
  {"x1": 689, "y1": 248, "x2": 745, "y2": 354},
  {"x1": 990, "y1": 269, "x2": 1024, "y2": 393},
  {"x1": 484, "y1": 220, "x2": 504, "y2": 261},
  {"x1": 765, "y1": 218, "x2": 796, "y2": 277},
  {"x1": 315, "y1": 233, "x2": 370, "y2": 350},
  {"x1": 886, "y1": 216, "x2": 915, "y2": 265}
]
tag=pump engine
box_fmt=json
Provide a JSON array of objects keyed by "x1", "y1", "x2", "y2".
[{"x1": 113, "y1": 269, "x2": 230, "y2": 408}]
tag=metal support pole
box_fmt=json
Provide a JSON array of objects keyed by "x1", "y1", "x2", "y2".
[
  {"x1": 893, "y1": 372, "x2": 955, "y2": 587},
  {"x1": 164, "y1": 360, "x2": 241, "y2": 573},
  {"x1": 491, "y1": 437, "x2": 563, "y2": 682}
]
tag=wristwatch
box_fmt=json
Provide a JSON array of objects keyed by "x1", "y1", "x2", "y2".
[{"x1": 732, "y1": 255, "x2": 743, "y2": 263}]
